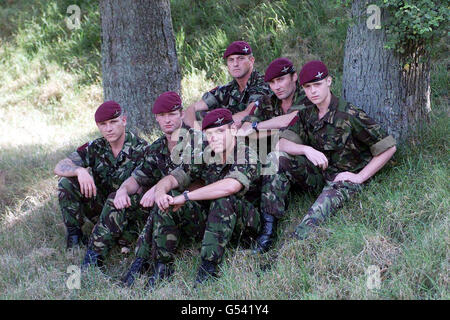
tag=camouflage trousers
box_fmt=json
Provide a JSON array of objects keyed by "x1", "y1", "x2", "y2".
[
  {"x1": 261, "y1": 154, "x2": 362, "y2": 239},
  {"x1": 134, "y1": 192, "x2": 206, "y2": 261},
  {"x1": 58, "y1": 176, "x2": 106, "y2": 229},
  {"x1": 261, "y1": 153, "x2": 325, "y2": 219},
  {"x1": 294, "y1": 180, "x2": 362, "y2": 239},
  {"x1": 153, "y1": 195, "x2": 261, "y2": 265},
  {"x1": 89, "y1": 193, "x2": 150, "y2": 257}
]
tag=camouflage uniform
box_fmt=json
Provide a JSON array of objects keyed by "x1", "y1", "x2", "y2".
[
  {"x1": 242, "y1": 84, "x2": 311, "y2": 123},
  {"x1": 263, "y1": 94, "x2": 396, "y2": 238},
  {"x1": 58, "y1": 131, "x2": 149, "y2": 234},
  {"x1": 197, "y1": 70, "x2": 270, "y2": 120},
  {"x1": 89, "y1": 127, "x2": 205, "y2": 258},
  {"x1": 153, "y1": 140, "x2": 262, "y2": 265},
  {"x1": 242, "y1": 84, "x2": 312, "y2": 169}
]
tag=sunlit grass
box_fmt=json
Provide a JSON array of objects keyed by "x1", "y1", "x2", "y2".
[{"x1": 0, "y1": 0, "x2": 448, "y2": 300}]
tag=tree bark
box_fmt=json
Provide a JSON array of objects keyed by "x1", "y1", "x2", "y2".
[
  {"x1": 100, "y1": 0, "x2": 180, "y2": 134},
  {"x1": 342, "y1": 0, "x2": 431, "y2": 143}
]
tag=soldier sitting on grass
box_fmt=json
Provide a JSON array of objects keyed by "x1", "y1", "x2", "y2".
[
  {"x1": 54, "y1": 101, "x2": 149, "y2": 250},
  {"x1": 147, "y1": 108, "x2": 264, "y2": 289},
  {"x1": 251, "y1": 60, "x2": 397, "y2": 252},
  {"x1": 80, "y1": 92, "x2": 204, "y2": 279}
]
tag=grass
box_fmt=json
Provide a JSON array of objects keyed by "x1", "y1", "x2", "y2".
[{"x1": 0, "y1": 0, "x2": 448, "y2": 300}]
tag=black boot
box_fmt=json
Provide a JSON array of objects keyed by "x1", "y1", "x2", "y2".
[
  {"x1": 146, "y1": 262, "x2": 174, "y2": 290},
  {"x1": 121, "y1": 257, "x2": 149, "y2": 287},
  {"x1": 194, "y1": 259, "x2": 218, "y2": 286},
  {"x1": 81, "y1": 249, "x2": 103, "y2": 271},
  {"x1": 252, "y1": 213, "x2": 277, "y2": 254},
  {"x1": 66, "y1": 226, "x2": 86, "y2": 249}
]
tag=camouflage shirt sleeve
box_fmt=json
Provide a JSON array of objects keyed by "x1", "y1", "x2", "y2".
[
  {"x1": 278, "y1": 112, "x2": 307, "y2": 145},
  {"x1": 170, "y1": 163, "x2": 203, "y2": 191},
  {"x1": 223, "y1": 146, "x2": 259, "y2": 196},
  {"x1": 348, "y1": 106, "x2": 397, "y2": 156},
  {"x1": 68, "y1": 150, "x2": 85, "y2": 167},
  {"x1": 201, "y1": 86, "x2": 222, "y2": 109},
  {"x1": 76, "y1": 141, "x2": 94, "y2": 168},
  {"x1": 241, "y1": 94, "x2": 273, "y2": 123},
  {"x1": 246, "y1": 79, "x2": 271, "y2": 105},
  {"x1": 131, "y1": 140, "x2": 165, "y2": 188},
  {"x1": 131, "y1": 155, "x2": 159, "y2": 188}
]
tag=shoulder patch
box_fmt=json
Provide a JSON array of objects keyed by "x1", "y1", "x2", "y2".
[
  {"x1": 209, "y1": 86, "x2": 219, "y2": 93},
  {"x1": 287, "y1": 115, "x2": 299, "y2": 127},
  {"x1": 77, "y1": 142, "x2": 90, "y2": 153}
]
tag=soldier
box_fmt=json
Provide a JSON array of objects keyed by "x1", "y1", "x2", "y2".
[
  {"x1": 80, "y1": 92, "x2": 204, "y2": 279},
  {"x1": 236, "y1": 58, "x2": 313, "y2": 253},
  {"x1": 54, "y1": 101, "x2": 149, "y2": 249},
  {"x1": 253, "y1": 60, "x2": 397, "y2": 252},
  {"x1": 147, "y1": 108, "x2": 262, "y2": 288},
  {"x1": 183, "y1": 41, "x2": 270, "y2": 129},
  {"x1": 239, "y1": 57, "x2": 311, "y2": 135}
]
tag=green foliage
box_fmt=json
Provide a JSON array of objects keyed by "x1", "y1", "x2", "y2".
[
  {"x1": 0, "y1": 0, "x2": 101, "y2": 84},
  {"x1": 171, "y1": 0, "x2": 349, "y2": 82},
  {"x1": 378, "y1": 0, "x2": 449, "y2": 55}
]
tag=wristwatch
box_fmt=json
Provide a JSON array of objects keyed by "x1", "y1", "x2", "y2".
[
  {"x1": 252, "y1": 121, "x2": 259, "y2": 132},
  {"x1": 183, "y1": 190, "x2": 190, "y2": 202}
]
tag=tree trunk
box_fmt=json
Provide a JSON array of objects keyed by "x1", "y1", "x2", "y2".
[
  {"x1": 100, "y1": 0, "x2": 180, "y2": 134},
  {"x1": 342, "y1": 0, "x2": 431, "y2": 143}
]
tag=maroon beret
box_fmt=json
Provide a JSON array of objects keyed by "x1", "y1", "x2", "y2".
[
  {"x1": 202, "y1": 108, "x2": 234, "y2": 131},
  {"x1": 264, "y1": 57, "x2": 295, "y2": 82},
  {"x1": 152, "y1": 91, "x2": 182, "y2": 114},
  {"x1": 299, "y1": 60, "x2": 329, "y2": 86},
  {"x1": 223, "y1": 41, "x2": 252, "y2": 59},
  {"x1": 95, "y1": 100, "x2": 122, "y2": 123}
]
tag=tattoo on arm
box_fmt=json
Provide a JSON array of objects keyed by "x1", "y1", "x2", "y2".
[
  {"x1": 55, "y1": 152, "x2": 84, "y2": 176},
  {"x1": 56, "y1": 159, "x2": 80, "y2": 174}
]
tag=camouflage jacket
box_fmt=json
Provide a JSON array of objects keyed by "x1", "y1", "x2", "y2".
[
  {"x1": 200, "y1": 70, "x2": 271, "y2": 117},
  {"x1": 75, "y1": 131, "x2": 149, "y2": 196},
  {"x1": 132, "y1": 127, "x2": 203, "y2": 189},
  {"x1": 170, "y1": 139, "x2": 261, "y2": 199},
  {"x1": 242, "y1": 84, "x2": 311, "y2": 123},
  {"x1": 281, "y1": 94, "x2": 396, "y2": 181}
]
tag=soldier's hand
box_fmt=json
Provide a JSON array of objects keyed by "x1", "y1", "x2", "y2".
[
  {"x1": 304, "y1": 147, "x2": 328, "y2": 170},
  {"x1": 75, "y1": 167, "x2": 97, "y2": 198},
  {"x1": 236, "y1": 122, "x2": 254, "y2": 137},
  {"x1": 114, "y1": 189, "x2": 131, "y2": 209},
  {"x1": 333, "y1": 172, "x2": 364, "y2": 184},
  {"x1": 155, "y1": 193, "x2": 174, "y2": 211},
  {"x1": 140, "y1": 187, "x2": 156, "y2": 208}
]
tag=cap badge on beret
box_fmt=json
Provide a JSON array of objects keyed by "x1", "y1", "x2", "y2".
[
  {"x1": 242, "y1": 46, "x2": 249, "y2": 53},
  {"x1": 299, "y1": 60, "x2": 329, "y2": 85},
  {"x1": 202, "y1": 108, "x2": 234, "y2": 130},
  {"x1": 214, "y1": 117, "x2": 224, "y2": 125},
  {"x1": 282, "y1": 66, "x2": 290, "y2": 73}
]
